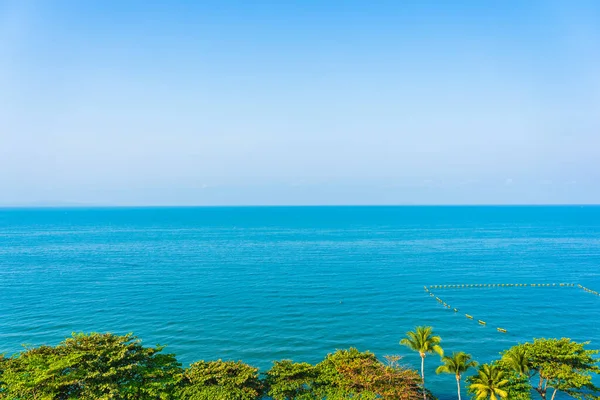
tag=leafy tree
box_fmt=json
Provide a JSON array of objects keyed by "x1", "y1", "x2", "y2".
[
  {"x1": 498, "y1": 346, "x2": 533, "y2": 399},
  {"x1": 502, "y1": 346, "x2": 532, "y2": 378},
  {"x1": 504, "y1": 338, "x2": 600, "y2": 400},
  {"x1": 0, "y1": 345, "x2": 62, "y2": 400},
  {"x1": 0, "y1": 354, "x2": 5, "y2": 398},
  {"x1": 3, "y1": 331, "x2": 597, "y2": 400},
  {"x1": 315, "y1": 348, "x2": 426, "y2": 399},
  {"x1": 314, "y1": 348, "x2": 380, "y2": 399},
  {"x1": 0, "y1": 332, "x2": 181, "y2": 400},
  {"x1": 265, "y1": 360, "x2": 318, "y2": 400},
  {"x1": 467, "y1": 363, "x2": 509, "y2": 400},
  {"x1": 495, "y1": 360, "x2": 532, "y2": 400},
  {"x1": 436, "y1": 352, "x2": 477, "y2": 400},
  {"x1": 177, "y1": 359, "x2": 262, "y2": 400},
  {"x1": 400, "y1": 326, "x2": 443, "y2": 400}
]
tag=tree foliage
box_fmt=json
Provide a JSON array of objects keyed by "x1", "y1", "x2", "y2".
[
  {"x1": 436, "y1": 352, "x2": 478, "y2": 379},
  {"x1": 265, "y1": 360, "x2": 318, "y2": 400},
  {"x1": 503, "y1": 338, "x2": 600, "y2": 400},
  {"x1": 314, "y1": 348, "x2": 427, "y2": 399},
  {"x1": 502, "y1": 346, "x2": 531, "y2": 378},
  {"x1": 467, "y1": 363, "x2": 509, "y2": 400},
  {"x1": 1, "y1": 331, "x2": 599, "y2": 400},
  {"x1": 400, "y1": 327, "x2": 443, "y2": 360},
  {"x1": 400, "y1": 326, "x2": 443, "y2": 400},
  {"x1": 177, "y1": 359, "x2": 262, "y2": 400},
  {"x1": 436, "y1": 352, "x2": 477, "y2": 400},
  {"x1": 0, "y1": 354, "x2": 6, "y2": 397},
  {"x1": 0, "y1": 332, "x2": 181, "y2": 400},
  {"x1": 494, "y1": 360, "x2": 532, "y2": 400}
]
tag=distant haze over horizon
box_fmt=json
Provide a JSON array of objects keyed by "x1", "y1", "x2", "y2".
[
  {"x1": 1, "y1": 1, "x2": 599, "y2": 206},
  {"x1": 3, "y1": 203, "x2": 600, "y2": 209}
]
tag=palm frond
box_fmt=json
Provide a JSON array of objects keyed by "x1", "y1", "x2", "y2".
[{"x1": 400, "y1": 326, "x2": 443, "y2": 356}]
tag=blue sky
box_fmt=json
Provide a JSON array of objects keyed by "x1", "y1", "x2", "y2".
[{"x1": 1, "y1": 0, "x2": 599, "y2": 205}]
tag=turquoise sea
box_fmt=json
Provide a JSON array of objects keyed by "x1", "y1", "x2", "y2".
[{"x1": 1, "y1": 206, "x2": 600, "y2": 399}]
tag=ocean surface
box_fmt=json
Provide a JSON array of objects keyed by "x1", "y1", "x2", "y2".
[{"x1": 1, "y1": 206, "x2": 599, "y2": 399}]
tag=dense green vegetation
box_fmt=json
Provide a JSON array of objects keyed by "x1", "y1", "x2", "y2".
[{"x1": 0, "y1": 329, "x2": 598, "y2": 399}]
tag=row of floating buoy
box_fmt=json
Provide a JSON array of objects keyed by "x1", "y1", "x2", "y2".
[
  {"x1": 426, "y1": 289, "x2": 506, "y2": 333},
  {"x1": 429, "y1": 283, "x2": 575, "y2": 289},
  {"x1": 425, "y1": 281, "x2": 600, "y2": 333},
  {"x1": 578, "y1": 284, "x2": 600, "y2": 296}
]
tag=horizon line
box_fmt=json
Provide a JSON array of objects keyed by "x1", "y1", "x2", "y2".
[{"x1": 1, "y1": 204, "x2": 599, "y2": 210}]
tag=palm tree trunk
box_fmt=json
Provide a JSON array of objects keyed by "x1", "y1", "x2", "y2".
[
  {"x1": 421, "y1": 354, "x2": 426, "y2": 400},
  {"x1": 456, "y1": 375, "x2": 461, "y2": 400}
]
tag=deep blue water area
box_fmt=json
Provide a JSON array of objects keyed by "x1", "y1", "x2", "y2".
[{"x1": 1, "y1": 206, "x2": 599, "y2": 399}]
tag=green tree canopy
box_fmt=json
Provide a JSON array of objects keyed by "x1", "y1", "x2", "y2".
[
  {"x1": 504, "y1": 338, "x2": 600, "y2": 400},
  {"x1": 0, "y1": 332, "x2": 181, "y2": 400},
  {"x1": 2, "y1": 331, "x2": 599, "y2": 400},
  {"x1": 265, "y1": 360, "x2": 318, "y2": 400},
  {"x1": 494, "y1": 360, "x2": 532, "y2": 400},
  {"x1": 315, "y1": 347, "x2": 426, "y2": 399},
  {"x1": 0, "y1": 354, "x2": 6, "y2": 396},
  {"x1": 177, "y1": 359, "x2": 262, "y2": 400}
]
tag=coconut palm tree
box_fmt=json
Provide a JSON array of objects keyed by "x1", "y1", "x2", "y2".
[
  {"x1": 501, "y1": 346, "x2": 531, "y2": 377},
  {"x1": 469, "y1": 364, "x2": 509, "y2": 400},
  {"x1": 436, "y1": 351, "x2": 478, "y2": 400},
  {"x1": 400, "y1": 326, "x2": 443, "y2": 400}
]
